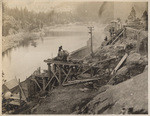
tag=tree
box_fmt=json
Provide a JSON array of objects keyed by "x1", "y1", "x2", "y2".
[
  {"x1": 141, "y1": 11, "x2": 148, "y2": 31},
  {"x1": 128, "y1": 7, "x2": 136, "y2": 21}
]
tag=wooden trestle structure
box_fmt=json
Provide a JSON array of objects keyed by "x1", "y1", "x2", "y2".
[
  {"x1": 29, "y1": 57, "x2": 117, "y2": 93},
  {"x1": 43, "y1": 59, "x2": 101, "y2": 88}
]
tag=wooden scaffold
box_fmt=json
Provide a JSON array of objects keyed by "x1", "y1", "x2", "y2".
[{"x1": 43, "y1": 59, "x2": 102, "y2": 88}]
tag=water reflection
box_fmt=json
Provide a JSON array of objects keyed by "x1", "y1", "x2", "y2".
[
  {"x1": 31, "y1": 40, "x2": 37, "y2": 47},
  {"x1": 2, "y1": 28, "x2": 89, "y2": 82},
  {"x1": 44, "y1": 31, "x2": 87, "y2": 37}
]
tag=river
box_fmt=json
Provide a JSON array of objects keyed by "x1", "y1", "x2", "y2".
[
  {"x1": 2, "y1": 24, "x2": 106, "y2": 82},
  {"x1": 2, "y1": 25, "x2": 90, "y2": 82}
]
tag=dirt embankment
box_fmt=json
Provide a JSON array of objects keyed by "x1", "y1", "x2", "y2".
[{"x1": 33, "y1": 84, "x2": 100, "y2": 114}]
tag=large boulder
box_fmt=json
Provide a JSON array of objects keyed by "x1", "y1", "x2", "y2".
[
  {"x1": 78, "y1": 70, "x2": 148, "y2": 114},
  {"x1": 125, "y1": 52, "x2": 147, "y2": 76},
  {"x1": 109, "y1": 66, "x2": 130, "y2": 85},
  {"x1": 126, "y1": 52, "x2": 141, "y2": 65},
  {"x1": 138, "y1": 37, "x2": 148, "y2": 55}
]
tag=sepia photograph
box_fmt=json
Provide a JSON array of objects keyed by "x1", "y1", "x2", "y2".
[{"x1": 1, "y1": 0, "x2": 148, "y2": 114}]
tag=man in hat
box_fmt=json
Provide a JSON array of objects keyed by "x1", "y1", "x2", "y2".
[{"x1": 57, "y1": 46, "x2": 69, "y2": 61}]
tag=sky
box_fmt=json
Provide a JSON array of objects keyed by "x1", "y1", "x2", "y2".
[
  {"x1": 4, "y1": 0, "x2": 63, "y2": 12},
  {"x1": 3, "y1": 0, "x2": 148, "y2": 22}
]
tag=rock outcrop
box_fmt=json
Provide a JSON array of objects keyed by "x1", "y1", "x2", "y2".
[{"x1": 78, "y1": 68, "x2": 148, "y2": 114}]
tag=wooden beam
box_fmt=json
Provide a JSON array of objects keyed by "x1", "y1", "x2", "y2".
[
  {"x1": 96, "y1": 57, "x2": 116, "y2": 64},
  {"x1": 77, "y1": 67, "x2": 91, "y2": 77},
  {"x1": 61, "y1": 68, "x2": 67, "y2": 76},
  {"x1": 48, "y1": 63, "x2": 51, "y2": 79},
  {"x1": 43, "y1": 77, "x2": 46, "y2": 90},
  {"x1": 44, "y1": 60, "x2": 82, "y2": 66},
  {"x1": 111, "y1": 29, "x2": 124, "y2": 45},
  {"x1": 51, "y1": 70, "x2": 60, "y2": 83},
  {"x1": 19, "y1": 79, "x2": 22, "y2": 105},
  {"x1": 58, "y1": 65, "x2": 62, "y2": 85},
  {"x1": 44, "y1": 75, "x2": 54, "y2": 90},
  {"x1": 90, "y1": 67, "x2": 93, "y2": 77},
  {"x1": 111, "y1": 53, "x2": 128, "y2": 75},
  {"x1": 62, "y1": 68, "x2": 72, "y2": 84},
  {"x1": 62, "y1": 77, "x2": 101, "y2": 86},
  {"x1": 31, "y1": 78, "x2": 42, "y2": 91},
  {"x1": 16, "y1": 77, "x2": 27, "y2": 102}
]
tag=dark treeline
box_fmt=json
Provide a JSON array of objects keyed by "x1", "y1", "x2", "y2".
[
  {"x1": 2, "y1": 2, "x2": 104, "y2": 36},
  {"x1": 2, "y1": 3, "x2": 76, "y2": 36}
]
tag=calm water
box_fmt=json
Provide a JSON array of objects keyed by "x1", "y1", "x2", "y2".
[{"x1": 2, "y1": 25, "x2": 89, "y2": 81}]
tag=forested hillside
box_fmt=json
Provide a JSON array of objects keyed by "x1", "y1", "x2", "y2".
[
  {"x1": 3, "y1": 3, "x2": 55, "y2": 36},
  {"x1": 2, "y1": 2, "x2": 103, "y2": 36}
]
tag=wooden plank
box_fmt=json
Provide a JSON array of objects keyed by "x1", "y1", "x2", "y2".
[
  {"x1": 111, "y1": 53, "x2": 128, "y2": 75},
  {"x1": 62, "y1": 77, "x2": 101, "y2": 86}
]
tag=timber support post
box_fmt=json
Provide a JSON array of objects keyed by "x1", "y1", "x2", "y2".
[
  {"x1": 48, "y1": 63, "x2": 51, "y2": 79},
  {"x1": 19, "y1": 79, "x2": 22, "y2": 105},
  {"x1": 58, "y1": 64, "x2": 62, "y2": 85},
  {"x1": 43, "y1": 77, "x2": 46, "y2": 91}
]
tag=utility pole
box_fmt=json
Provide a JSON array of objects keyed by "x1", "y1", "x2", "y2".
[{"x1": 88, "y1": 27, "x2": 94, "y2": 57}]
